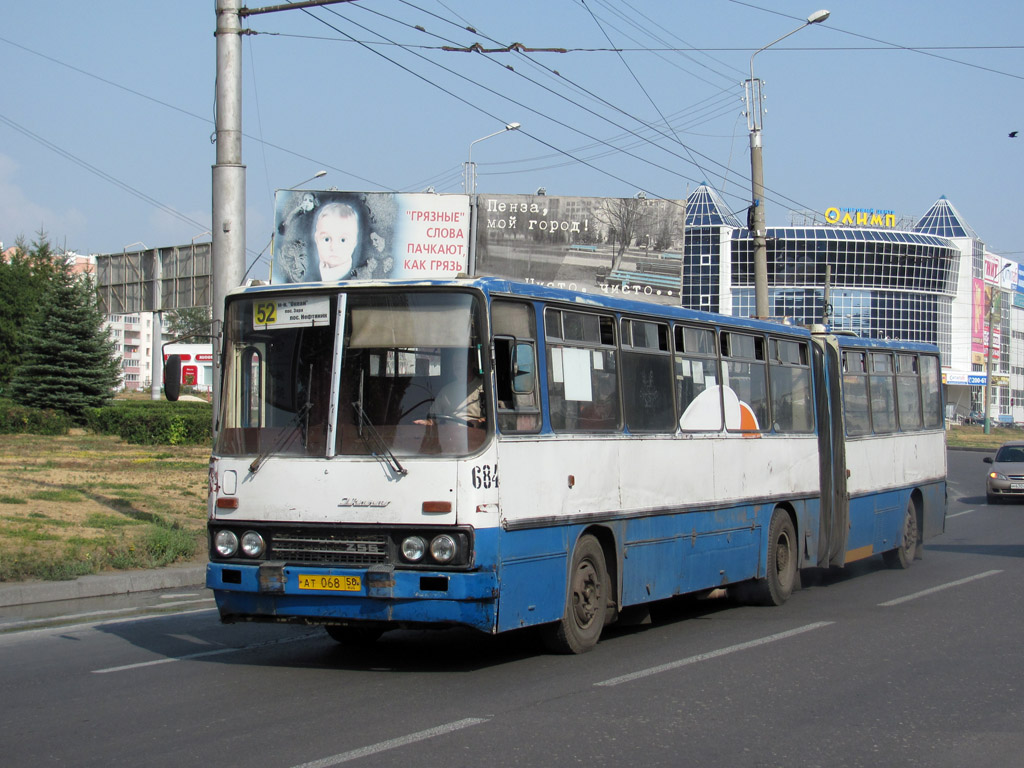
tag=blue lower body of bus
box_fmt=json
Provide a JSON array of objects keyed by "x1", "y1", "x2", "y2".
[
  {"x1": 208, "y1": 561, "x2": 500, "y2": 632},
  {"x1": 207, "y1": 479, "x2": 945, "y2": 636}
]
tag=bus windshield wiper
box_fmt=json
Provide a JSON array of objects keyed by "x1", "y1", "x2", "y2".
[
  {"x1": 351, "y1": 400, "x2": 408, "y2": 477},
  {"x1": 248, "y1": 401, "x2": 311, "y2": 475}
]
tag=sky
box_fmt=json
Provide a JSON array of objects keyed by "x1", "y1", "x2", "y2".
[{"x1": 1, "y1": 0, "x2": 1022, "y2": 276}]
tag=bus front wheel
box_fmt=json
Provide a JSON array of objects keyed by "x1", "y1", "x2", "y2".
[{"x1": 542, "y1": 534, "x2": 608, "y2": 654}]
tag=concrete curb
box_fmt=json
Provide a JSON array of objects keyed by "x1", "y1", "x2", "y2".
[{"x1": 0, "y1": 564, "x2": 207, "y2": 608}]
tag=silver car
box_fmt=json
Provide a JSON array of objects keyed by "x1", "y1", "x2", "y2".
[{"x1": 984, "y1": 441, "x2": 1024, "y2": 503}]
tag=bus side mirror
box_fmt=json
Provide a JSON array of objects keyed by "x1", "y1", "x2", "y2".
[
  {"x1": 164, "y1": 354, "x2": 181, "y2": 402},
  {"x1": 512, "y1": 342, "x2": 536, "y2": 395}
]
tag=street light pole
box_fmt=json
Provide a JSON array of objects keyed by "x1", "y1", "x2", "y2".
[
  {"x1": 464, "y1": 122, "x2": 521, "y2": 194},
  {"x1": 746, "y1": 9, "x2": 830, "y2": 318},
  {"x1": 288, "y1": 169, "x2": 327, "y2": 189}
]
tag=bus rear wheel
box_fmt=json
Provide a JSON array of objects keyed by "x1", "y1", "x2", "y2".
[
  {"x1": 883, "y1": 500, "x2": 918, "y2": 569},
  {"x1": 750, "y1": 509, "x2": 797, "y2": 606},
  {"x1": 542, "y1": 534, "x2": 608, "y2": 654}
]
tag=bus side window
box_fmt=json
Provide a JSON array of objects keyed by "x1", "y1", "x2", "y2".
[
  {"x1": 621, "y1": 318, "x2": 674, "y2": 432},
  {"x1": 869, "y1": 352, "x2": 896, "y2": 433},
  {"x1": 546, "y1": 309, "x2": 620, "y2": 432},
  {"x1": 494, "y1": 337, "x2": 541, "y2": 433},
  {"x1": 920, "y1": 355, "x2": 942, "y2": 428},
  {"x1": 721, "y1": 331, "x2": 768, "y2": 432},
  {"x1": 492, "y1": 300, "x2": 541, "y2": 434},
  {"x1": 768, "y1": 338, "x2": 814, "y2": 433},
  {"x1": 674, "y1": 325, "x2": 721, "y2": 431},
  {"x1": 896, "y1": 353, "x2": 923, "y2": 430},
  {"x1": 842, "y1": 350, "x2": 871, "y2": 435}
]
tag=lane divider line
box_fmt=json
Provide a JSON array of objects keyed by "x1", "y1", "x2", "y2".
[
  {"x1": 595, "y1": 621, "x2": 834, "y2": 687},
  {"x1": 878, "y1": 569, "x2": 1003, "y2": 607},
  {"x1": 288, "y1": 717, "x2": 491, "y2": 768}
]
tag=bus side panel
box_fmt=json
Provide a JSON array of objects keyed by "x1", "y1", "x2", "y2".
[
  {"x1": 621, "y1": 505, "x2": 761, "y2": 605},
  {"x1": 495, "y1": 526, "x2": 569, "y2": 633},
  {"x1": 844, "y1": 430, "x2": 946, "y2": 559}
]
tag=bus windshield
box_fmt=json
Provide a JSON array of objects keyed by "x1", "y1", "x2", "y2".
[{"x1": 215, "y1": 289, "x2": 488, "y2": 460}]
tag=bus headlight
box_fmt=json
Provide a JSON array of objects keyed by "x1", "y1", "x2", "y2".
[
  {"x1": 401, "y1": 536, "x2": 427, "y2": 562},
  {"x1": 240, "y1": 530, "x2": 265, "y2": 558},
  {"x1": 430, "y1": 534, "x2": 457, "y2": 564},
  {"x1": 214, "y1": 529, "x2": 239, "y2": 557}
]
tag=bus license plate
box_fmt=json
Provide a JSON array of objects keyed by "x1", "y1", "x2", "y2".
[{"x1": 297, "y1": 574, "x2": 361, "y2": 592}]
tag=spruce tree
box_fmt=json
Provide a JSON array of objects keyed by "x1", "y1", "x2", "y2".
[
  {"x1": 0, "y1": 232, "x2": 63, "y2": 393},
  {"x1": 10, "y1": 256, "x2": 121, "y2": 420}
]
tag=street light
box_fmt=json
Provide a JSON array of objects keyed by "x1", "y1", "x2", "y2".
[
  {"x1": 464, "y1": 122, "x2": 521, "y2": 194},
  {"x1": 746, "y1": 9, "x2": 830, "y2": 318},
  {"x1": 984, "y1": 263, "x2": 1011, "y2": 434},
  {"x1": 287, "y1": 170, "x2": 327, "y2": 189}
]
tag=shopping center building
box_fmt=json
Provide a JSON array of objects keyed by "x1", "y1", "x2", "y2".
[{"x1": 678, "y1": 184, "x2": 1019, "y2": 424}]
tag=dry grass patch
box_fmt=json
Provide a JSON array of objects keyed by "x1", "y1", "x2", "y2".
[{"x1": 0, "y1": 433, "x2": 209, "y2": 581}]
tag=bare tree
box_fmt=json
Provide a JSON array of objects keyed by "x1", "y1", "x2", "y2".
[{"x1": 594, "y1": 198, "x2": 645, "y2": 272}]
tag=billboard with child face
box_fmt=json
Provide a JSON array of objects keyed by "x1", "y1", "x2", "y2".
[{"x1": 272, "y1": 190, "x2": 471, "y2": 284}]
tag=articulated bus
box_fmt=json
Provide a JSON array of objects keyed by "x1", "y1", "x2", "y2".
[{"x1": 205, "y1": 277, "x2": 946, "y2": 652}]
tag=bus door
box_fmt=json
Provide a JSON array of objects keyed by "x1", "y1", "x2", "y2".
[{"x1": 811, "y1": 335, "x2": 849, "y2": 567}]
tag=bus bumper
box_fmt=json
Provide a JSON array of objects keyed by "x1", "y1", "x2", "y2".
[{"x1": 206, "y1": 562, "x2": 499, "y2": 633}]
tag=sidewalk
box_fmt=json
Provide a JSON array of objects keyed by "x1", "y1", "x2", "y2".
[{"x1": 0, "y1": 562, "x2": 207, "y2": 608}]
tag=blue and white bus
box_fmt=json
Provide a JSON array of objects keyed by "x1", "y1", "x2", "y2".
[{"x1": 205, "y1": 277, "x2": 946, "y2": 652}]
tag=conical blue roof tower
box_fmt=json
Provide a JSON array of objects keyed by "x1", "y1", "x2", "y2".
[
  {"x1": 686, "y1": 184, "x2": 743, "y2": 228},
  {"x1": 913, "y1": 196, "x2": 979, "y2": 240}
]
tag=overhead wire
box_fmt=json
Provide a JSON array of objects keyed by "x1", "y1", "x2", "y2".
[
  {"x1": 329, "y1": 1, "x2": 755, "y2": 204},
  {"x1": 297, "y1": 2, "x2": 709, "y2": 202},
  {"x1": 725, "y1": 0, "x2": 1024, "y2": 81}
]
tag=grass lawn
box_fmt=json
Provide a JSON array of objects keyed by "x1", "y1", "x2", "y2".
[{"x1": 0, "y1": 432, "x2": 209, "y2": 582}]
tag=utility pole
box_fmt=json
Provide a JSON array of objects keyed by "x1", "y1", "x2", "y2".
[
  {"x1": 211, "y1": 0, "x2": 353, "y2": 429},
  {"x1": 212, "y1": 0, "x2": 246, "y2": 426},
  {"x1": 745, "y1": 10, "x2": 830, "y2": 319}
]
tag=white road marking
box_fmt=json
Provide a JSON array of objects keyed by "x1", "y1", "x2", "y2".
[
  {"x1": 288, "y1": 718, "x2": 491, "y2": 768},
  {"x1": 878, "y1": 569, "x2": 1003, "y2": 607},
  {"x1": 91, "y1": 632, "x2": 318, "y2": 673},
  {"x1": 595, "y1": 621, "x2": 834, "y2": 687},
  {"x1": 946, "y1": 509, "x2": 974, "y2": 518}
]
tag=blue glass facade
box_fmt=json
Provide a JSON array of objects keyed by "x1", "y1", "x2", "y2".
[{"x1": 680, "y1": 186, "x2": 962, "y2": 364}]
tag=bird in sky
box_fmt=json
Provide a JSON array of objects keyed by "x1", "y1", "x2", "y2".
[{"x1": 1011, "y1": 131, "x2": 1019, "y2": 138}]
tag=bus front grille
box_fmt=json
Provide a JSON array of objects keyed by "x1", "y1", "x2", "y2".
[{"x1": 270, "y1": 531, "x2": 389, "y2": 567}]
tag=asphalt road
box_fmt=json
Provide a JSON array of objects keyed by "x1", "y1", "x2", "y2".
[{"x1": 0, "y1": 448, "x2": 1020, "y2": 768}]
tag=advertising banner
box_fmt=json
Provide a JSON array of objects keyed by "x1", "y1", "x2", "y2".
[
  {"x1": 473, "y1": 193, "x2": 687, "y2": 306},
  {"x1": 273, "y1": 191, "x2": 690, "y2": 306},
  {"x1": 272, "y1": 191, "x2": 471, "y2": 283}
]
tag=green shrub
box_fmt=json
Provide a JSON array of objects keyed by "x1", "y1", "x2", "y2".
[
  {"x1": 83, "y1": 401, "x2": 212, "y2": 445},
  {"x1": 0, "y1": 398, "x2": 71, "y2": 435}
]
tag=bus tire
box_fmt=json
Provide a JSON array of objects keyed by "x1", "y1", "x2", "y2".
[
  {"x1": 882, "y1": 500, "x2": 918, "y2": 569},
  {"x1": 324, "y1": 625, "x2": 384, "y2": 647},
  {"x1": 752, "y1": 509, "x2": 797, "y2": 606},
  {"x1": 542, "y1": 534, "x2": 608, "y2": 654}
]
